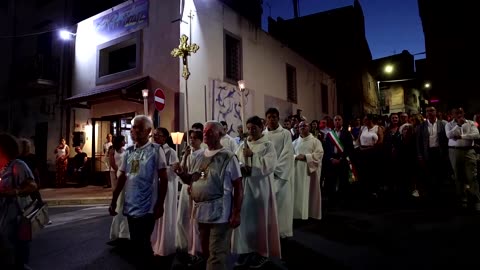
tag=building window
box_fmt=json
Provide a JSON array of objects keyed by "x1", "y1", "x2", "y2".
[
  {"x1": 224, "y1": 32, "x2": 242, "y2": 83},
  {"x1": 321, "y1": 83, "x2": 329, "y2": 114},
  {"x1": 286, "y1": 64, "x2": 297, "y2": 103},
  {"x1": 96, "y1": 31, "x2": 141, "y2": 84}
]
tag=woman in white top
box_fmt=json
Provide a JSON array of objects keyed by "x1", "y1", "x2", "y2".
[
  {"x1": 357, "y1": 114, "x2": 383, "y2": 198},
  {"x1": 108, "y1": 135, "x2": 129, "y2": 245},
  {"x1": 54, "y1": 138, "x2": 69, "y2": 187}
]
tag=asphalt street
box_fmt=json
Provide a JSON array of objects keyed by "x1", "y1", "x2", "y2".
[
  {"x1": 29, "y1": 205, "x2": 137, "y2": 270},
  {"x1": 28, "y1": 202, "x2": 480, "y2": 270},
  {"x1": 27, "y1": 206, "x2": 297, "y2": 270}
]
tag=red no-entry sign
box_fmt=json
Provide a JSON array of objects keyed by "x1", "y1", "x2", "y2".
[{"x1": 154, "y1": 88, "x2": 166, "y2": 112}]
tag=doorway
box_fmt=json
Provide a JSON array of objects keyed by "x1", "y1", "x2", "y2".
[{"x1": 90, "y1": 112, "x2": 135, "y2": 184}]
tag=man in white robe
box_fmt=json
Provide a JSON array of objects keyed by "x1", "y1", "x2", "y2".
[
  {"x1": 191, "y1": 122, "x2": 208, "y2": 149},
  {"x1": 176, "y1": 130, "x2": 203, "y2": 264},
  {"x1": 263, "y1": 108, "x2": 294, "y2": 238},
  {"x1": 232, "y1": 116, "x2": 281, "y2": 269},
  {"x1": 151, "y1": 128, "x2": 179, "y2": 256},
  {"x1": 220, "y1": 120, "x2": 239, "y2": 153},
  {"x1": 293, "y1": 121, "x2": 324, "y2": 220}
]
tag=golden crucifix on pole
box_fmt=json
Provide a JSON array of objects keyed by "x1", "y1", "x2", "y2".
[
  {"x1": 171, "y1": 34, "x2": 199, "y2": 80},
  {"x1": 171, "y1": 11, "x2": 199, "y2": 131}
]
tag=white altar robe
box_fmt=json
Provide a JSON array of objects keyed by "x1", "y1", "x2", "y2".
[
  {"x1": 176, "y1": 148, "x2": 203, "y2": 255},
  {"x1": 263, "y1": 125, "x2": 294, "y2": 238},
  {"x1": 221, "y1": 134, "x2": 238, "y2": 153},
  {"x1": 292, "y1": 134, "x2": 324, "y2": 220},
  {"x1": 110, "y1": 150, "x2": 129, "y2": 240},
  {"x1": 151, "y1": 144, "x2": 179, "y2": 256},
  {"x1": 232, "y1": 135, "x2": 281, "y2": 258}
]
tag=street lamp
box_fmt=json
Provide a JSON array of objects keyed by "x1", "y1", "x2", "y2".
[
  {"x1": 384, "y1": 64, "x2": 394, "y2": 74},
  {"x1": 237, "y1": 80, "x2": 246, "y2": 132},
  {"x1": 376, "y1": 80, "x2": 383, "y2": 115},
  {"x1": 59, "y1": 29, "x2": 76, "y2": 41},
  {"x1": 237, "y1": 80, "x2": 251, "y2": 169},
  {"x1": 171, "y1": 131, "x2": 184, "y2": 159},
  {"x1": 58, "y1": 29, "x2": 76, "y2": 141},
  {"x1": 424, "y1": 82, "x2": 431, "y2": 88},
  {"x1": 142, "y1": 89, "x2": 149, "y2": 115}
]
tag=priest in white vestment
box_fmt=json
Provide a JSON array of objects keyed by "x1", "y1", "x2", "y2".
[
  {"x1": 176, "y1": 130, "x2": 203, "y2": 263},
  {"x1": 220, "y1": 120, "x2": 239, "y2": 153},
  {"x1": 232, "y1": 116, "x2": 281, "y2": 269},
  {"x1": 151, "y1": 128, "x2": 179, "y2": 256},
  {"x1": 263, "y1": 108, "x2": 295, "y2": 238},
  {"x1": 293, "y1": 121, "x2": 324, "y2": 220}
]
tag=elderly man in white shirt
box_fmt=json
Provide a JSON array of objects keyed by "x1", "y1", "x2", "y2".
[
  {"x1": 175, "y1": 121, "x2": 243, "y2": 270},
  {"x1": 445, "y1": 107, "x2": 480, "y2": 210},
  {"x1": 109, "y1": 115, "x2": 169, "y2": 269}
]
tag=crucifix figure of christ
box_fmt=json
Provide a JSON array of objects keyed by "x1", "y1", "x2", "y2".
[
  {"x1": 171, "y1": 34, "x2": 199, "y2": 80},
  {"x1": 171, "y1": 33, "x2": 199, "y2": 132}
]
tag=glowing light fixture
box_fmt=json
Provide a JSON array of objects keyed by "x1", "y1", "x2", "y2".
[
  {"x1": 59, "y1": 29, "x2": 75, "y2": 40},
  {"x1": 384, "y1": 65, "x2": 394, "y2": 74}
]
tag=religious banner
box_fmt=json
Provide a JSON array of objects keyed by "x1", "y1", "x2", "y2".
[
  {"x1": 94, "y1": 0, "x2": 149, "y2": 38},
  {"x1": 212, "y1": 80, "x2": 254, "y2": 137}
]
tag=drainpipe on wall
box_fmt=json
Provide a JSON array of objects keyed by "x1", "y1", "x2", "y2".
[
  {"x1": 377, "y1": 80, "x2": 382, "y2": 115},
  {"x1": 59, "y1": 42, "x2": 65, "y2": 140}
]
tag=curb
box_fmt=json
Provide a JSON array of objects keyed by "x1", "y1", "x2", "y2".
[{"x1": 45, "y1": 198, "x2": 111, "y2": 206}]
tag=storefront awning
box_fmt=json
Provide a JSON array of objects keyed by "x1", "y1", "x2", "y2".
[{"x1": 65, "y1": 76, "x2": 149, "y2": 105}]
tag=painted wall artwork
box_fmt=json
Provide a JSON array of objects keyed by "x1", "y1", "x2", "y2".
[
  {"x1": 212, "y1": 80, "x2": 254, "y2": 137},
  {"x1": 264, "y1": 94, "x2": 292, "y2": 122}
]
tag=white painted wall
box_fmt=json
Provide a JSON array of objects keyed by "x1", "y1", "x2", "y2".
[
  {"x1": 72, "y1": 0, "x2": 180, "y2": 131},
  {"x1": 385, "y1": 85, "x2": 405, "y2": 113},
  {"x1": 72, "y1": 0, "x2": 335, "y2": 137},
  {"x1": 179, "y1": 0, "x2": 336, "y2": 126},
  {"x1": 70, "y1": 0, "x2": 189, "y2": 178},
  {"x1": 382, "y1": 85, "x2": 421, "y2": 115}
]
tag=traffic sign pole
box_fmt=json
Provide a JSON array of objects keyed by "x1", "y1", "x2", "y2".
[{"x1": 154, "y1": 89, "x2": 166, "y2": 112}]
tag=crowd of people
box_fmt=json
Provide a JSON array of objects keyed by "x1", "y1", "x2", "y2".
[
  {"x1": 1, "y1": 104, "x2": 479, "y2": 270},
  {"x1": 102, "y1": 106, "x2": 479, "y2": 270}
]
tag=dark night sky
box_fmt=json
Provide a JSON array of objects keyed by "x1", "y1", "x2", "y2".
[{"x1": 262, "y1": 0, "x2": 425, "y2": 60}]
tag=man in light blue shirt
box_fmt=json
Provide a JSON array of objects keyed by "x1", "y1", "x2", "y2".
[{"x1": 109, "y1": 115, "x2": 169, "y2": 268}]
